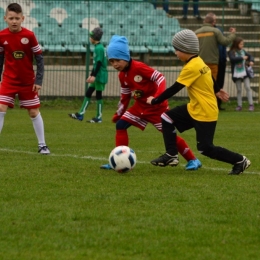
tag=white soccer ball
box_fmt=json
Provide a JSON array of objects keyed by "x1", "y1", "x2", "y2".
[{"x1": 109, "y1": 146, "x2": 137, "y2": 173}]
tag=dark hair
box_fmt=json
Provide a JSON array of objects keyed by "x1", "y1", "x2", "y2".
[
  {"x1": 230, "y1": 37, "x2": 244, "y2": 52},
  {"x1": 6, "y1": 3, "x2": 23, "y2": 14}
]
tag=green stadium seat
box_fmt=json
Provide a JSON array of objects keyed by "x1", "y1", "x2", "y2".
[
  {"x1": 128, "y1": 34, "x2": 149, "y2": 53},
  {"x1": 146, "y1": 35, "x2": 169, "y2": 53},
  {"x1": 64, "y1": 34, "x2": 86, "y2": 52},
  {"x1": 33, "y1": 27, "x2": 50, "y2": 45},
  {"x1": 62, "y1": 17, "x2": 81, "y2": 33},
  {"x1": 49, "y1": 7, "x2": 68, "y2": 25},
  {"x1": 30, "y1": 7, "x2": 48, "y2": 25},
  {"x1": 44, "y1": 34, "x2": 66, "y2": 52},
  {"x1": 40, "y1": 17, "x2": 60, "y2": 31}
]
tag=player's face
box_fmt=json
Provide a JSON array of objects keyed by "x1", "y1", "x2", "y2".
[
  {"x1": 109, "y1": 59, "x2": 128, "y2": 71},
  {"x1": 174, "y1": 50, "x2": 186, "y2": 61},
  {"x1": 4, "y1": 11, "x2": 24, "y2": 33}
]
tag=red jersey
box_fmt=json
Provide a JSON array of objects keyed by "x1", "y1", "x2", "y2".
[
  {"x1": 116, "y1": 59, "x2": 168, "y2": 116},
  {"x1": 0, "y1": 27, "x2": 42, "y2": 86}
]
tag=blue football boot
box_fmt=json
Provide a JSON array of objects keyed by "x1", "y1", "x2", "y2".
[{"x1": 185, "y1": 158, "x2": 202, "y2": 170}]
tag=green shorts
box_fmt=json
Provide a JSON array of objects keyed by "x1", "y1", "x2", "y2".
[{"x1": 89, "y1": 81, "x2": 106, "y2": 91}]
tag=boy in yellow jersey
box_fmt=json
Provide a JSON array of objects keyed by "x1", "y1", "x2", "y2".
[{"x1": 147, "y1": 29, "x2": 251, "y2": 175}]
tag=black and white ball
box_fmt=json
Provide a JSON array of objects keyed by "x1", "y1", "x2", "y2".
[{"x1": 109, "y1": 146, "x2": 137, "y2": 173}]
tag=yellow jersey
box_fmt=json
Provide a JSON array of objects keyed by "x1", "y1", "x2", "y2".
[{"x1": 176, "y1": 56, "x2": 219, "y2": 121}]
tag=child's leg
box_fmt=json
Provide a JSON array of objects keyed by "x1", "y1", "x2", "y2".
[
  {"x1": 0, "y1": 104, "x2": 8, "y2": 133},
  {"x1": 29, "y1": 109, "x2": 46, "y2": 146},
  {"x1": 243, "y1": 77, "x2": 253, "y2": 105},
  {"x1": 235, "y1": 79, "x2": 242, "y2": 107},
  {"x1": 79, "y1": 87, "x2": 95, "y2": 115},
  {"x1": 95, "y1": 90, "x2": 103, "y2": 119},
  {"x1": 176, "y1": 135, "x2": 196, "y2": 161}
]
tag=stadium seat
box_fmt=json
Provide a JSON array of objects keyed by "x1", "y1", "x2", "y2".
[
  {"x1": 146, "y1": 35, "x2": 169, "y2": 53},
  {"x1": 40, "y1": 17, "x2": 60, "y2": 32},
  {"x1": 30, "y1": 7, "x2": 48, "y2": 25},
  {"x1": 64, "y1": 34, "x2": 86, "y2": 52},
  {"x1": 49, "y1": 7, "x2": 68, "y2": 25},
  {"x1": 44, "y1": 34, "x2": 66, "y2": 52},
  {"x1": 62, "y1": 17, "x2": 81, "y2": 33},
  {"x1": 82, "y1": 17, "x2": 100, "y2": 32},
  {"x1": 128, "y1": 34, "x2": 148, "y2": 53},
  {"x1": 33, "y1": 27, "x2": 49, "y2": 45},
  {"x1": 22, "y1": 16, "x2": 39, "y2": 31}
]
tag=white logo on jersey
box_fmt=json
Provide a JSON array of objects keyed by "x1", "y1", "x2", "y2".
[
  {"x1": 21, "y1": 38, "x2": 29, "y2": 44},
  {"x1": 134, "y1": 75, "x2": 142, "y2": 82},
  {"x1": 3, "y1": 41, "x2": 8, "y2": 45}
]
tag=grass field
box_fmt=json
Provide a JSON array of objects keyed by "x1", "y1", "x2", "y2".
[{"x1": 0, "y1": 99, "x2": 259, "y2": 260}]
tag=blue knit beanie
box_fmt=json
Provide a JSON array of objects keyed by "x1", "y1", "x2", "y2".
[{"x1": 107, "y1": 35, "x2": 130, "y2": 61}]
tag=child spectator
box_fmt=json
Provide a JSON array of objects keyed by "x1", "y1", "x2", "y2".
[
  {"x1": 69, "y1": 27, "x2": 108, "y2": 122},
  {"x1": 228, "y1": 37, "x2": 254, "y2": 111},
  {"x1": 100, "y1": 35, "x2": 201, "y2": 171},
  {"x1": 0, "y1": 3, "x2": 50, "y2": 154},
  {"x1": 147, "y1": 30, "x2": 251, "y2": 175}
]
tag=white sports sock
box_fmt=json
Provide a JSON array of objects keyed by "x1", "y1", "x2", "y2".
[
  {"x1": 31, "y1": 112, "x2": 46, "y2": 146},
  {"x1": 0, "y1": 112, "x2": 6, "y2": 133}
]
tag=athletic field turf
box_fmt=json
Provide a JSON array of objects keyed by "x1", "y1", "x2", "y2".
[{"x1": 0, "y1": 99, "x2": 259, "y2": 260}]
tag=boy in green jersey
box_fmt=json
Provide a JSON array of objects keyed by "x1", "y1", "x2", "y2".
[{"x1": 69, "y1": 27, "x2": 108, "y2": 123}]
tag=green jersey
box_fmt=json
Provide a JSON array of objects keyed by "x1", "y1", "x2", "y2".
[{"x1": 93, "y1": 43, "x2": 108, "y2": 84}]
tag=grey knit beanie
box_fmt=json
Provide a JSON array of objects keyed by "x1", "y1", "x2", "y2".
[
  {"x1": 90, "y1": 27, "x2": 103, "y2": 41},
  {"x1": 172, "y1": 29, "x2": 199, "y2": 54}
]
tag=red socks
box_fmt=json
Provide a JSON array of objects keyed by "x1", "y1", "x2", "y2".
[
  {"x1": 176, "y1": 135, "x2": 196, "y2": 161},
  {"x1": 115, "y1": 129, "x2": 128, "y2": 146}
]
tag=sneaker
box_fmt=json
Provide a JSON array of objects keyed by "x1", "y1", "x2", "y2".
[
  {"x1": 185, "y1": 158, "x2": 202, "y2": 170},
  {"x1": 151, "y1": 153, "x2": 179, "y2": 167},
  {"x1": 229, "y1": 156, "x2": 251, "y2": 175},
  {"x1": 235, "y1": 106, "x2": 242, "y2": 111},
  {"x1": 38, "y1": 145, "x2": 50, "y2": 155},
  {"x1": 249, "y1": 105, "x2": 254, "y2": 111},
  {"x1": 87, "y1": 117, "x2": 102, "y2": 123},
  {"x1": 100, "y1": 163, "x2": 112, "y2": 170},
  {"x1": 69, "y1": 113, "x2": 83, "y2": 121}
]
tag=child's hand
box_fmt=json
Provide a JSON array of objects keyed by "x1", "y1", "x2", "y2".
[
  {"x1": 32, "y1": 84, "x2": 41, "y2": 92},
  {"x1": 146, "y1": 96, "x2": 154, "y2": 104},
  {"x1": 216, "y1": 89, "x2": 229, "y2": 102},
  {"x1": 86, "y1": 76, "x2": 95, "y2": 83},
  {"x1": 249, "y1": 61, "x2": 254, "y2": 66},
  {"x1": 243, "y1": 55, "x2": 248, "y2": 60},
  {"x1": 112, "y1": 114, "x2": 121, "y2": 123}
]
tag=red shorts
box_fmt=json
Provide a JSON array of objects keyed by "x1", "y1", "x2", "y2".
[
  {"x1": 0, "y1": 82, "x2": 40, "y2": 109},
  {"x1": 121, "y1": 102, "x2": 168, "y2": 131}
]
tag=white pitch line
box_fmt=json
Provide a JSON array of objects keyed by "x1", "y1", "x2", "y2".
[{"x1": 0, "y1": 148, "x2": 259, "y2": 175}]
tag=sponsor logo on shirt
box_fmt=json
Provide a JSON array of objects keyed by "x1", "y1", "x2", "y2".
[
  {"x1": 133, "y1": 90, "x2": 143, "y2": 98},
  {"x1": 21, "y1": 38, "x2": 29, "y2": 44},
  {"x1": 3, "y1": 41, "x2": 8, "y2": 45},
  {"x1": 12, "y1": 51, "x2": 25, "y2": 59}
]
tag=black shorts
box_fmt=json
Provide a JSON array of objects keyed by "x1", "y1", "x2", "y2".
[{"x1": 165, "y1": 104, "x2": 217, "y2": 146}]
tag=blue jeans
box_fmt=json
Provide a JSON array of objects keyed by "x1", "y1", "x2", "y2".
[
  {"x1": 152, "y1": 0, "x2": 169, "y2": 13},
  {"x1": 183, "y1": 0, "x2": 199, "y2": 16}
]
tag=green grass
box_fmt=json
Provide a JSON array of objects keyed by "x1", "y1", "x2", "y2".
[{"x1": 0, "y1": 99, "x2": 260, "y2": 260}]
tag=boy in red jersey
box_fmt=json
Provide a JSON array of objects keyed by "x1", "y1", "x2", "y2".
[
  {"x1": 0, "y1": 3, "x2": 50, "y2": 154},
  {"x1": 100, "y1": 35, "x2": 201, "y2": 170}
]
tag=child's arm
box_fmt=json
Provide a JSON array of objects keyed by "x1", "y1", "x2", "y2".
[
  {"x1": 87, "y1": 61, "x2": 102, "y2": 83},
  {"x1": 112, "y1": 85, "x2": 131, "y2": 123},
  {"x1": 34, "y1": 54, "x2": 44, "y2": 89},
  {"x1": 147, "y1": 82, "x2": 185, "y2": 105},
  {"x1": 0, "y1": 54, "x2": 4, "y2": 82}
]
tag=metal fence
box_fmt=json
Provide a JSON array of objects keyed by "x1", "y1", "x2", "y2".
[{"x1": 0, "y1": 0, "x2": 259, "y2": 101}]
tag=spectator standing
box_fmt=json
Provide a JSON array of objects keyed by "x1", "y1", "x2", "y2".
[
  {"x1": 69, "y1": 27, "x2": 108, "y2": 123},
  {"x1": 147, "y1": 29, "x2": 251, "y2": 175},
  {"x1": 228, "y1": 37, "x2": 254, "y2": 111},
  {"x1": 152, "y1": 0, "x2": 172, "y2": 17},
  {"x1": 0, "y1": 3, "x2": 50, "y2": 154},
  {"x1": 195, "y1": 12, "x2": 236, "y2": 80},
  {"x1": 100, "y1": 35, "x2": 201, "y2": 171},
  {"x1": 182, "y1": 0, "x2": 201, "y2": 20},
  {"x1": 216, "y1": 25, "x2": 227, "y2": 110}
]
